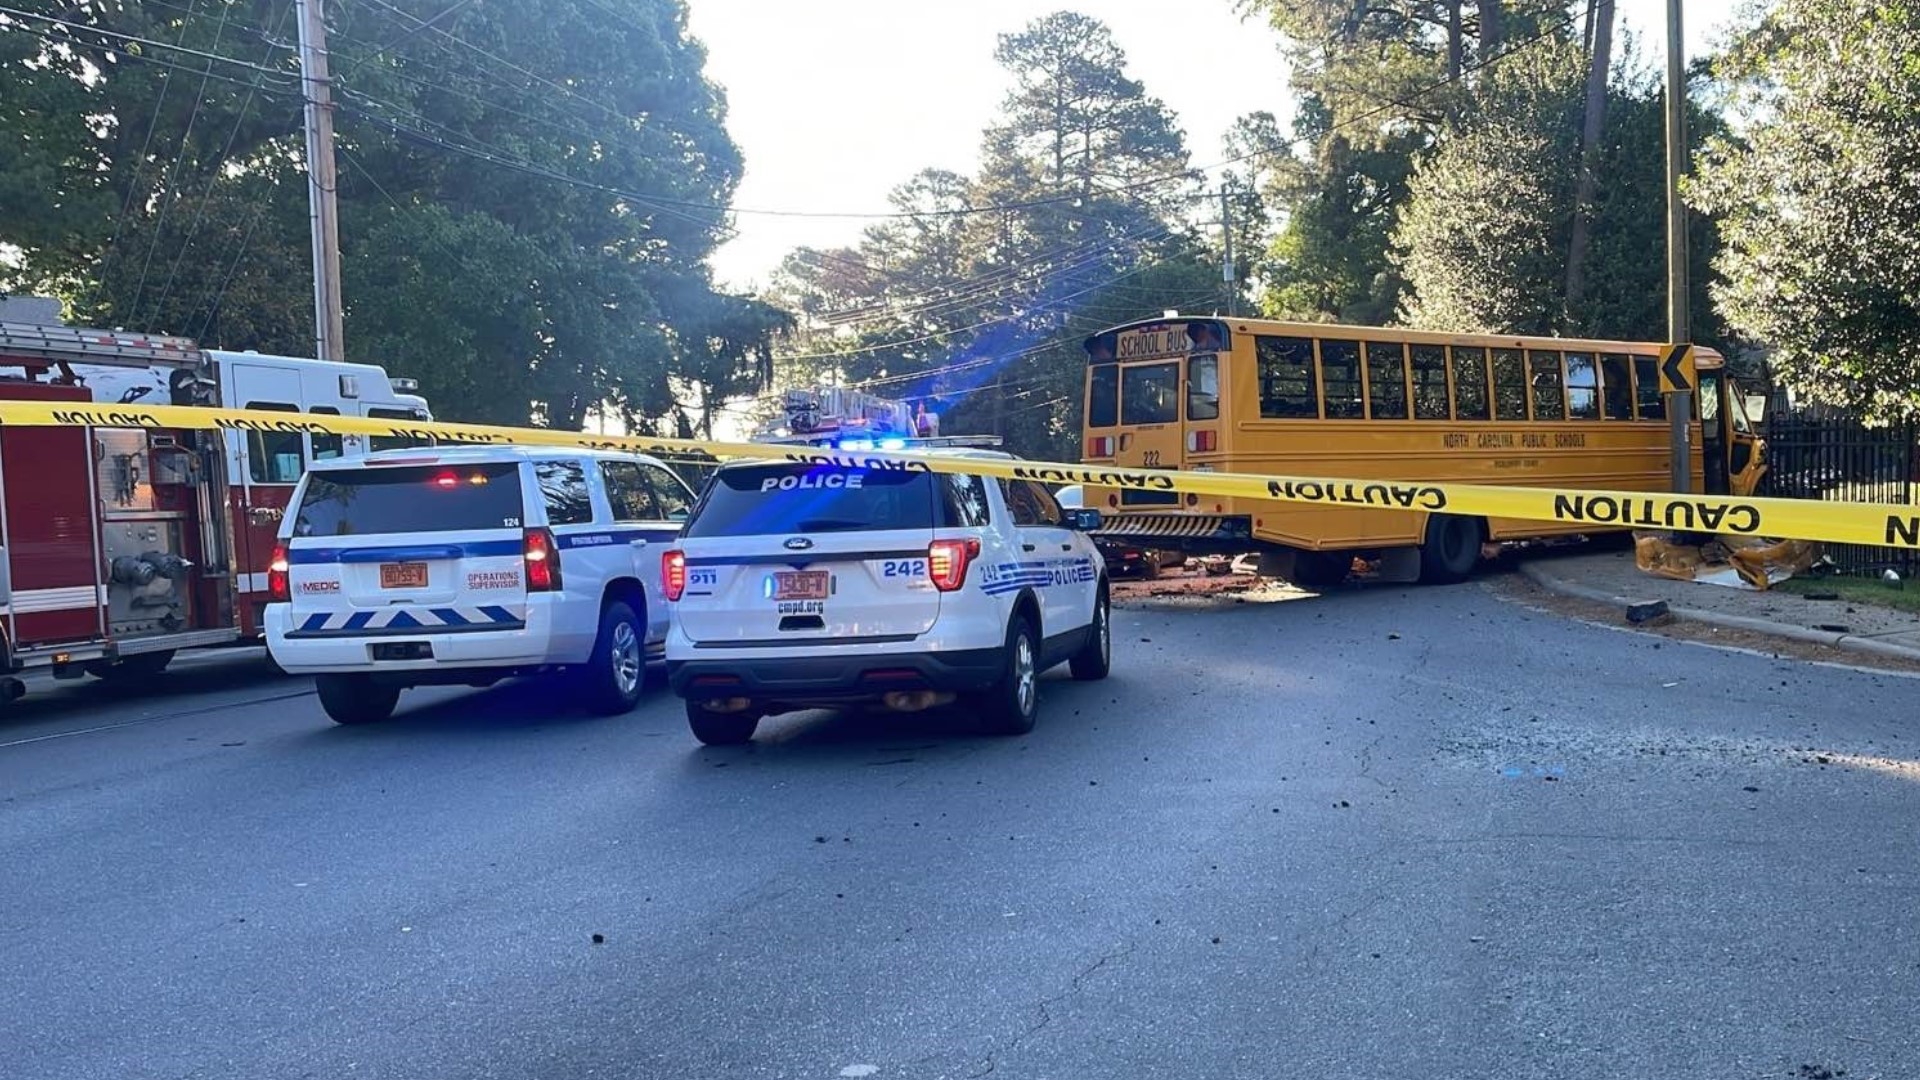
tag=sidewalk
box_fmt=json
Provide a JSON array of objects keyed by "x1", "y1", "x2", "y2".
[{"x1": 1516, "y1": 547, "x2": 1920, "y2": 664}]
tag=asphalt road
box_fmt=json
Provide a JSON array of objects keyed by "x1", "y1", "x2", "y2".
[{"x1": 4, "y1": 578, "x2": 1918, "y2": 1080}]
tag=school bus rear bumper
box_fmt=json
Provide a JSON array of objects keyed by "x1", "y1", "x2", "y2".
[{"x1": 1093, "y1": 513, "x2": 1252, "y2": 553}]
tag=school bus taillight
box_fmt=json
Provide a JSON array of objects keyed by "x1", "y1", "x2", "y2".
[
  {"x1": 1187, "y1": 430, "x2": 1217, "y2": 453},
  {"x1": 1087, "y1": 435, "x2": 1114, "y2": 457}
]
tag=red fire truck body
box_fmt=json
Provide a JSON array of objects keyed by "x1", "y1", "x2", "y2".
[{"x1": 0, "y1": 319, "x2": 431, "y2": 697}]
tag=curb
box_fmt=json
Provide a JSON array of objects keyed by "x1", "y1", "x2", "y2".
[{"x1": 1516, "y1": 561, "x2": 1920, "y2": 665}]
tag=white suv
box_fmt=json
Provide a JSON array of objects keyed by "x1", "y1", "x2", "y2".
[
  {"x1": 661, "y1": 452, "x2": 1112, "y2": 745},
  {"x1": 266, "y1": 446, "x2": 693, "y2": 725}
]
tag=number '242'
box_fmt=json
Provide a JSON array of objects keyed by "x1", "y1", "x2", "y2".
[{"x1": 882, "y1": 559, "x2": 927, "y2": 578}]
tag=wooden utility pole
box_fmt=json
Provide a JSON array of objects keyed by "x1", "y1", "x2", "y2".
[
  {"x1": 1220, "y1": 186, "x2": 1235, "y2": 317},
  {"x1": 1564, "y1": 0, "x2": 1614, "y2": 320},
  {"x1": 1665, "y1": 0, "x2": 1692, "y2": 493},
  {"x1": 296, "y1": 0, "x2": 345, "y2": 363}
]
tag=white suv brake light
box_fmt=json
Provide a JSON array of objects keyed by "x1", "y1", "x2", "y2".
[
  {"x1": 928, "y1": 538, "x2": 979, "y2": 592},
  {"x1": 524, "y1": 527, "x2": 562, "y2": 592},
  {"x1": 662, "y1": 549, "x2": 687, "y2": 601}
]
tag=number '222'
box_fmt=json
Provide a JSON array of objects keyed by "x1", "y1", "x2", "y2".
[{"x1": 882, "y1": 559, "x2": 927, "y2": 578}]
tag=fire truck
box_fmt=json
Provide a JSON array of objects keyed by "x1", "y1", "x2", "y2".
[{"x1": 0, "y1": 315, "x2": 432, "y2": 699}]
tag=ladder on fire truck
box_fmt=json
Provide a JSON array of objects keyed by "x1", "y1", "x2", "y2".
[{"x1": 0, "y1": 320, "x2": 205, "y2": 378}]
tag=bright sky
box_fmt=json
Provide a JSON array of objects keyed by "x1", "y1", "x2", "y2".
[{"x1": 685, "y1": 0, "x2": 1745, "y2": 290}]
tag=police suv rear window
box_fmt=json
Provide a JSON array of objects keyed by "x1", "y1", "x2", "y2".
[
  {"x1": 684, "y1": 465, "x2": 988, "y2": 537},
  {"x1": 293, "y1": 463, "x2": 526, "y2": 538}
]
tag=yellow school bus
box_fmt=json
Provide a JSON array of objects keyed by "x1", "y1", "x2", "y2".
[{"x1": 1078, "y1": 315, "x2": 1766, "y2": 585}]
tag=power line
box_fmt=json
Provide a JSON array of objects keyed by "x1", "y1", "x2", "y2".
[
  {"x1": 85, "y1": 0, "x2": 198, "y2": 295},
  {"x1": 334, "y1": 91, "x2": 736, "y2": 235},
  {"x1": 336, "y1": 0, "x2": 477, "y2": 79},
  {"x1": 150, "y1": 1, "x2": 298, "y2": 330},
  {"x1": 778, "y1": 230, "x2": 1176, "y2": 368},
  {"x1": 353, "y1": 0, "x2": 684, "y2": 143},
  {"x1": 189, "y1": 193, "x2": 266, "y2": 340},
  {"x1": 129, "y1": 0, "x2": 239, "y2": 329},
  {"x1": 323, "y1": 23, "x2": 695, "y2": 195},
  {"x1": 0, "y1": 6, "x2": 297, "y2": 82},
  {"x1": 795, "y1": 220, "x2": 1181, "y2": 335}
]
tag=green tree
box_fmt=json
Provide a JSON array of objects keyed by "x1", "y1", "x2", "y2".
[
  {"x1": 765, "y1": 11, "x2": 1206, "y2": 460},
  {"x1": 1391, "y1": 34, "x2": 1729, "y2": 345},
  {"x1": 1393, "y1": 41, "x2": 1585, "y2": 333},
  {"x1": 1258, "y1": 100, "x2": 1417, "y2": 323},
  {"x1": 1242, "y1": 0, "x2": 1595, "y2": 326},
  {"x1": 0, "y1": 0, "x2": 784, "y2": 434},
  {"x1": 1688, "y1": 0, "x2": 1920, "y2": 421}
]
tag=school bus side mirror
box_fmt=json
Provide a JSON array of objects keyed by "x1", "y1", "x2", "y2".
[{"x1": 1065, "y1": 508, "x2": 1103, "y2": 531}]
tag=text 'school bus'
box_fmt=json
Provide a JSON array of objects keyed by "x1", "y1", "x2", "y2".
[{"x1": 1078, "y1": 316, "x2": 1765, "y2": 586}]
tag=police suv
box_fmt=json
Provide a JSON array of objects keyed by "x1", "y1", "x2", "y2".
[
  {"x1": 661, "y1": 450, "x2": 1112, "y2": 745},
  {"x1": 265, "y1": 446, "x2": 693, "y2": 725}
]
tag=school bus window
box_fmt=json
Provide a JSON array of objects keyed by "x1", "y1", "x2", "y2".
[
  {"x1": 1565, "y1": 352, "x2": 1599, "y2": 419},
  {"x1": 1318, "y1": 339, "x2": 1364, "y2": 419},
  {"x1": 1452, "y1": 346, "x2": 1491, "y2": 420},
  {"x1": 1186, "y1": 320, "x2": 1227, "y2": 353},
  {"x1": 310, "y1": 406, "x2": 343, "y2": 461},
  {"x1": 1632, "y1": 355, "x2": 1666, "y2": 420},
  {"x1": 1730, "y1": 391, "x2": 1754, "y2": 434},
  {"x1": 1529, "y1": 350, "x2": 1566, "y2": 420},
  {"x1": 245, "y1": 401, "x2": 304, "y2": 484},
  {"x1": 1600, "y1": 354, "x2": 1633, "y2": 420},
  {"x1": 1256, "y1": 336, "x2": 1318, "y2": 418},
  {"x1": 1087, "y1": 365, "x2": 1118, "y2": 428},
  {"x1": 1120, "y1": 362, "x2": 1180, "y2": 425},
  {"x1": 1364, "y1": 341, "x2": 1408, "y2": 420},
  {"x1": 1410, "y1": 345, "x2": 1450, "y2": 420},
  {"x1": 1492, "y1": 348, "x2": 1528, "y2": 420},
  {"x1": 1187, "y1": 355, "x2": 1220, "y2": 421}
]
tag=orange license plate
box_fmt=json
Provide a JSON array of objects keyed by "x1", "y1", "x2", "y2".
[
  {"x1": 773, "y1": 570, "x2": 829, "y2": 601},
  {"x1": 380, "y1": 562, "x2": 428, "y2": 589}
]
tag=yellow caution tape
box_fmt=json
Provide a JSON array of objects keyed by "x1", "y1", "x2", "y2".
[{"x1": 4, "y1": 399, "x2": 1913, "y2": 550}]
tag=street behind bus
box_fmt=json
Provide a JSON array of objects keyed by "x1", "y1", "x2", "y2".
[{"x1": 5, "y1": 576, "x2": 1914, "y2": 1080}]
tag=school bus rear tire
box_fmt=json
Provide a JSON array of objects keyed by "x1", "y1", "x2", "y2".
[{"x1": 1420, "y1": 514, "x2": 1483, "y2": 584}]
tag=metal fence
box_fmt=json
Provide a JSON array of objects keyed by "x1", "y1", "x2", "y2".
[{"x1": 1761, "y1": 412, "x2": 1920, "y2": 576}]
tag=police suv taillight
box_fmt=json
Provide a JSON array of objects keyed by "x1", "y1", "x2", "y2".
[
  {"x1": 523, "y1": 527, "x2": 562, "y2": 592},
  {"x1": 267, "y1": 541, "x2": 290, "y2": 603},
  {"x1": 662, "y1": 549, "x2": 687, "y2": 601},
  {"x1": 927, "y1": 538, "x2": 979, "y2": 592}
]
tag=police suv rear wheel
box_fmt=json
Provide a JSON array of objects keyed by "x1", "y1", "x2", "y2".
[
  {"x1": 687, "y1": 700, "x2": 758, "y2": 745},
  {"x1": 315, "y1": 674, "x2": 399, "y2": 726},
  {"x1": 1069, "y1": 589, "x2": 1111, "y2": 681},
  {"x1": 975, "y1": 615, "x2": 1040, "y2": 736},
  {"x1": 579, "y1": 601, "x2": 646, "y2": 715}
]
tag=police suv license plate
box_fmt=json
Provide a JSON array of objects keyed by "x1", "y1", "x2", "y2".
[
  {"x1": 380, "y1": 562, "x2": 428, "y2": 589},
  {"x1": 773, "y1": 570, "x2": 829, "y2": 601}
]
